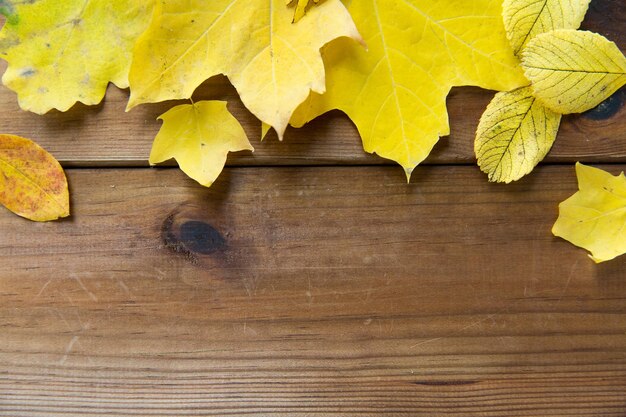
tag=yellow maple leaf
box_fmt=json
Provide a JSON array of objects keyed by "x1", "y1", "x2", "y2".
[
  {"x1": 522, "y1": 29, "x2": 626, "y2": 114},
  {"x1": 475, "y1": 86, "x2": 561, "y2": 183},
  {"x1": 553, "y1": 163, "x2": 626, "y2": 263},
  {"x1": 127, "y1": 0, "x2": 361, "y2": 140},
  {"x1": 287, "y1": 0, "x2": 320, "y2": 22},
  {"x1": 0, "y1": 134, "x2": 69, "y2": 221},
  {"x1": 0, "y1": 0, "x2": 154, "y2": 114},
  {"x1": 291, "y1": 0, "x2": 527, "y2": 178},
  {"x1": 502, "y1": 0, "x2": 590, "y2": 56},
  {"x1": 150, "y1": 101, "x2": 253, "y2": 188}
]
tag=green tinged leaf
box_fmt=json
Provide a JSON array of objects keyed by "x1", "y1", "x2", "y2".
[
  {"x1": 475, "y1": 86, "x2": 561, "y2": 183},
  {"x1": 0, "y1": 0, "x2": 154, "y2": 114}
]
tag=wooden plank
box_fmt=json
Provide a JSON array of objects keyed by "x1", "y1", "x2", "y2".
[
  {"x1": 1, "y1": 165, "x2": 625, "y2": 416},
  {"x1": 0, "y1": 0, "x2": 624, "y2": 167}
]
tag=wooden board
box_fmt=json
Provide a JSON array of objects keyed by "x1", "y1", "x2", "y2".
[
  {"x1": 0, "y1": 1, "x2": 624, "y2": 167},
  {"x1": 1, "y1": 0, "x2": 626, "y2": 415},
  {"x1": 1, "y1": 166, "x2": 626, "y2": 416}
]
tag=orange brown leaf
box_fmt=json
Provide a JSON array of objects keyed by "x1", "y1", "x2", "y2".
[{"x1": 0, "y1": 134, "x2": 69, "y2": 221}]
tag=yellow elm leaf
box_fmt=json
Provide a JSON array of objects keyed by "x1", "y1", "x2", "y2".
[
  {"x1": 288, "y1": 0, "x2": 320, "y2": 23},
  {"x1": 552, "y1": 163, "x2": 626, "y2": 263},
  {"x1": 291, "y1": 0, "x2": 527, "y2": 179},
  {"x1": 0, "y1": 0, "x2": 154, "y2": 114},
  {"x1": 127, "y1": 0, "x2": 361, "y2": 140},
  {"x1": 150, "y1": 101, "x2": 253, "y2": 188},
  {"x1": 522, "y1": 29, "x2": 626, "y2": 114},
  {"x1": 502, "y1": 0, "x2": 590, "y2": 56},
  {"x1": 0, "y1": 134, "x2": 69, "y2": 222},
  {"x1": 475, "y1": 86, "x2": 561, "y2": 183}
]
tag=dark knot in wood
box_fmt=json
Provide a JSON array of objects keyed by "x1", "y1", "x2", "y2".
[
  {"x1": 583, "y1": 88, "x2": 624, "y2": 121},
  {"x1": 162, "y1": 209, "x2": 227, "y2": 259}
]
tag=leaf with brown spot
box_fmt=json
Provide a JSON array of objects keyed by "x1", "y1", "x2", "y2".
[{"x1": 0, "y1": 134, "x2": 69, "y2": 221}]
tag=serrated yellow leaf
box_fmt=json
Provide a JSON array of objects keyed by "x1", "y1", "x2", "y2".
[
  {"x1": 291, "y1": 0, "x2": 527, "y2": 178},
  {"x1": 288, "y1": 0, "x2": 320, "y2": 23},
  {"x1": 150, "y1": 101, "x2": 253, "y2": 188},
  {"x1": 553, "y1": 163, "x2": 626, "y2": 263},
  {"x1": 0, "y1": 134, "x2": 69, "y2": 221},
  {"x1": 522, "y1": 29, "x2": 626, "y2": 114},
  {"x1": 503, "y1": 0, "x2": 590, "y2": 56},
  {"x1": 128, "y1": 0, "x2": 361, "y2": 140},
  {"x1": 475, "y1": 86, "x2": 561, "y2": 183},
  {"x1": 0, "y1": 0, "x2": 154, "y2": 114}
]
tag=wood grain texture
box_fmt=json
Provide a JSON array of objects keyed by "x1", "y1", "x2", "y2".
[
  {"x1": 1, "y1": 166, "x2": 625, "y2": 416},
  {"x1": 0, "y1": 1, "x2": 624, "y2": 167}
]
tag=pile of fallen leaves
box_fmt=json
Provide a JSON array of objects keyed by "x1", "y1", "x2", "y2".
[{"x1": 0, "y1": 0, "x2": 624, "y2": 262}]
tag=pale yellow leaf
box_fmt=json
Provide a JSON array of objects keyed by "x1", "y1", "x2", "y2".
[
  {"x1": 475, "y1": 86, "x2": 561, "y2": 183},
  {"x1": 291, "y1": 0, "x2": 527, "y2": 178},
  {"x1": 522, "y1": 29, "x2": 626, "y2": 114},
  {"x1": 261, "y1": 122, "x2": 272, "y2": 140},
  {"x1": 150, "y1": 101, "x2": 253, "y2": 188},
  {"x1": 503, "y1": 0, "x2": 590, "y2": 55},
  {"x1": 128, "y1": 0, "x2": 361, "y2": 140},
  {"x1": 552, "y1": 163, "x2": 626, "y2": 263},
  {"x1": 288, "y1": 0, "x2": 320, "y2": 22},
  {"x1": 0, "y1": 0, "x2": 154, "y2": 114},
  {"x1": 0, "y1": 134, "x2": 69, "y2": 221}
]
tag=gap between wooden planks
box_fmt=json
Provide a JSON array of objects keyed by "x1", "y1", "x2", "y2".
[{"x1": 1, "y1": 165, "x2": 625, "y2": 416}]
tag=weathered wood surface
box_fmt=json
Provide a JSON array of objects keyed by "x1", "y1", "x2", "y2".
[
  {"x1": 0, "y1": 1, "x2": 624, "y2": 167},
  {"x1": 1, "y1": 166, "x2": 626, "y2": 416},
  {"x1": 2, "y1": 1, "x2": 626, "y2": 415}
]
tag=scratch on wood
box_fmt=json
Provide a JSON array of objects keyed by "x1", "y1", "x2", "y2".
[
  {"x1": 70, "y1": 273, "x2": 98, "y2": 302},
  {"x1": 35, "y1": 277, "x2": 53, "y2": 298},
  {"x1": 59, "y1": 335, "x2": 79, "y2": 364},
  {"x1": 557, "y1": 259, "x2": 579, "y2": 304},
  {"x1": 409, "y1": 313, "x2": 497, "y2": 349}
]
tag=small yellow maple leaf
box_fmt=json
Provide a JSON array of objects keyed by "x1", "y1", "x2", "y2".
[
  {"x1": 0, "y1": 134, "x2": 69, "y2": 221},
  {"x1": 128, "y1": 0, "x2": 361, "y2": 140},
  {"x1": 502, "y1": 0, "x2": 590, "y2": 56},
  {"x1": 0, "y1": 0, "x2": 154, "y2": 114},
  {"x1": 553, "y1": 163, "x2": 626, "y2": 263},
  {"x1": 291, "y1": 0, "x2": 527, "y2": 179},
  {"x1": 150, "y1": 101, "x2": 253, "y2": 188},
  {"x1": 522, "y1": 29, "x2": 626, "y2": 114},
  {"x1": 475, "y1": 86, "x2": 561, "y2": 183},
  {"x1": 288, "y1": 0, "x2": 320, "y2": 22}
]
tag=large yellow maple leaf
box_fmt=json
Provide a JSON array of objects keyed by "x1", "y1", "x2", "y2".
[
  {"x1": 0, "y1": 0, "x2": 154, "y2": 114},
  {"x1": 127, "y1": 0, "x2": 361, "y2": 140},
  {"x1": 291, "y1": 0, "x2": 527, "y2": 178}
]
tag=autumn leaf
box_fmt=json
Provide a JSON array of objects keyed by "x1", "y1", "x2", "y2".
[
  {"x1": 288, "y1": 0, "x2": 319, "y2": 23},
  {"x1": 522, "y1": 29, "x2": 626, "y2": 114},
  {"x1": 475, "y1": 86, "x2": 561, "y2": 183},
  {"x1": 0, "y1": 134, "x2": 69, "y2": 221},
  {"x1": 150, "y1": 101, "x2": 253, "y2": 188},
  {"x1": 553, "y1": 163, "x2": 626, "y2": 263},
  {"x1": 0, "y1": 0, "x2": 154, "y2": 114},
  {"x1": 127, "y1": 0, "x2": 361, "y2": 140},
  {"x1": 502, "y1": 0, "x2": 590, "y2": 56},
  {"x1": 291, "y1": 0, "x2": 527, "y2": 178}
]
